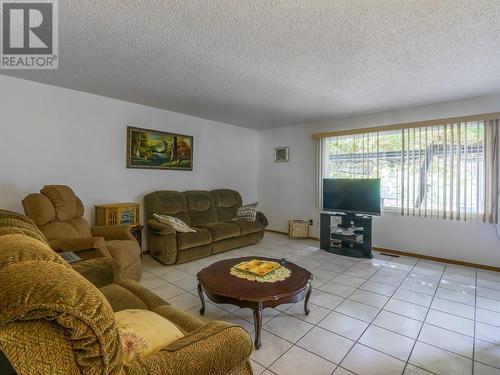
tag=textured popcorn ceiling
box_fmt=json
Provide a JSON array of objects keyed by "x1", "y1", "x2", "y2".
[{"x1": 3, "y1": 1, "x2": 500, "y2": 129}]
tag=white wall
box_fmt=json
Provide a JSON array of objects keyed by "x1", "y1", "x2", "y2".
[
  {"x1": 2, "y1": 74, "x2": 500, "y2": 266},
  {"x1": 258, "y1": 95, "x2": 500, "y2": 267},
  {"x1": 0, "y1": 76, "x2": 258, "y2": 228}
]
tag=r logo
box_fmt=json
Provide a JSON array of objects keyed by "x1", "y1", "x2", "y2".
[
  {"x1": 2, "y1": 2, "x2": 53, "y2": 54},
  {"x1": 0, "y1": 0, "x2": 58, "y2": 69}
]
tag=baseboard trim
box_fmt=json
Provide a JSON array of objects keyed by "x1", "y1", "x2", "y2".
[
  {"x1": 372, "y1": 247, "x2": 500, "y2": 273},
  {"x1": 265, "y1": 229, "x2": 288, "y2": 236},
  {"x1": 265, "y1": 229, "x2": 500, "y2": 272},
  {"x1": 265, "y1": 229, "x2": 319, "y2": 241}
]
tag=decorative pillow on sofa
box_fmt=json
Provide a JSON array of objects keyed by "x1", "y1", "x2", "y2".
[
  {"x1": 234, "y1": 202, "x2": 258, "y2": 221},
  {"x1": 153, "y1": 214, "x2": 195, "y2": 233},
  {"x1": 115, "y1": 309, "x2": 184, "y2": 364}
]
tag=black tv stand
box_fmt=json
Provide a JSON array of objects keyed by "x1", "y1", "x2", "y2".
[
  {"x1": 336, "y1": 212, "x2": 361, "y2": 228},
  {"x1": 320, "y1": 211, "x2": 373, "y2": 259}
]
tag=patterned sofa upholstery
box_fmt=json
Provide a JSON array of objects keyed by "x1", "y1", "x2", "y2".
[
  {"x1": 144, "y1": 189, "x2": 268, "y2": 265},
  {"x1": 0, "y1": 209, "x2": 253, "y2": 375}
]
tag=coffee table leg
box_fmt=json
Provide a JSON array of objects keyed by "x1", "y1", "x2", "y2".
[
  {"x1": 197, "y1": 281, "x2": 206, "y2": 316},
  {"x1": 304, "y1": 282, "x2": 312, "y2": 316},
  {"x1": 253, "y1": 302, "x2": 263, "y2": 349}
]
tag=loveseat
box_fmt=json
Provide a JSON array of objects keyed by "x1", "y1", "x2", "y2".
[
  {"x1": 0, "y1": 209, "x2": 253, "y2": 374},
  {"x1": 144, "y1": 189, "x2": 268, "y2": 265}
]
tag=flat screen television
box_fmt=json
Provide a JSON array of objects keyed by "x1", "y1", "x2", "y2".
[{"x1": 323, "y1": 178, "x2": 381, "y2": 216}]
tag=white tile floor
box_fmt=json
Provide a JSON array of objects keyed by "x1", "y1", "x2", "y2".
[{"x1": 141, "y1": 233, "x2": 500, "y2": 375}]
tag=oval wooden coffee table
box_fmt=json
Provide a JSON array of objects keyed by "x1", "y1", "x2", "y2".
[{"x1": 196, "y1": 257, "x2": 313, "y2": 349}]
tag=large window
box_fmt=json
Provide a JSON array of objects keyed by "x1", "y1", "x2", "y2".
[{"x1": 319, "y1": 118, "x2": 499, "y2": 222}]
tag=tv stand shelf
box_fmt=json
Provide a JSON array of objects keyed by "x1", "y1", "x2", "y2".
[{"x1": 320, "y1": 212, "x2": 373, "y2": 259}]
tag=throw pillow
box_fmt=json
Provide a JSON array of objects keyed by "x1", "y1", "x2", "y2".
[
  {"x1": 115, "y1": 309, "x2": 184, "y2": 364},
  {"x1": 153, "y1": 213, "x2": 195, "y2": 233},
  {"x1": 234, "y1": 202, "x2": 258, "y2": 221}
]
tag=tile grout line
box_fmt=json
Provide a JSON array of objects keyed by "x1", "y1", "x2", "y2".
[
  {"x1": 257, "y1": 253, "x2": 429, "y2": 374},
  {"x1": 255, "y1": 253, "x2": 398, "y2": 371},
  {"x1": 316, "y1": 267, "x2": 483, "y2": 335},
  {"x1": 142, "y1": 240, "x2": 499, "y2": 375},
  {"x1": 164, "y1": 272, "x2": 493, "y2": 366},
  {"x1": 268, "y1": 303, "x2": 480, "y2": 365},
  {"x1": 147, "y1": 251, "x2": 430, "y2": 374},
  {"x1": 326, "y1": 278, "x2": 478, "y2": 323},
  {"x1": 256, "y1": 254, "x2": 369, "y2": 373},
  {"x1": 474, "y1": 296, "x2": 500, "y2": 312},
  {"x1": 400, "y1": 262, "x2": 449, "y2": 375},
  {"x1": 335, "y1": 254, "x2": 431, "y2": 375}
]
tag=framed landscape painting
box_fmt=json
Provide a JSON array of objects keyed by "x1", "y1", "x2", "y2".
[{"x1": 127, "y1": 126, "x2": 193, "y2": 170}]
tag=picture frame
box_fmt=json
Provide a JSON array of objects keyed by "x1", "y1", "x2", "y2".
[
  {"x1": 127, "y1": 126, "x2": 193, "y2": 170},
  {"x1": 274, "y1": 146, "x2": 289, "y2": 162}
]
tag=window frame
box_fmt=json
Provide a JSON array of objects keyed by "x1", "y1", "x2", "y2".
[{"x1": 322, "y1": 123, "x2": 488, "y2": 218}]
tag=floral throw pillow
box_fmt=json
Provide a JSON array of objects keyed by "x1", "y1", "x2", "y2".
[
  {"x1": 153, "y1": 213, "x2": 195, "y2": 233},
  {"x1": 234, "y1": 202, "x2": 258, "y2": 221},
  {"x1": 115, "y1": 309, "x2": 184, "y2": 364}
]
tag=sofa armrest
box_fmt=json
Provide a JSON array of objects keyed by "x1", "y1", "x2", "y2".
[
  {"x1": 146, "y1": 218, "x2": 176, "y2": 235},
  {"x1": 145, "y1": 219, "x2": 178, "y2": 265},
  {"x1": 91, "y1": 225, "x2": 135, "y2": 241},
  {"x1": 256, "y1": 211, "x2": 269, "y2": 227},
  {"x1": 0, "y1": 261, "x2": 122, "y2": 374},
  {"x1": 49, "y1": 237, "x2": 106, "y2": 252},
  {"x1": 71, "y1": 257, "x2": 122, "y2": 288},
  {"x1": 123, "y1": 322, "x2": 252, "y2": 375}
]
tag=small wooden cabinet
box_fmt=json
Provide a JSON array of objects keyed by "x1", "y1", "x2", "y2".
[
  {"x1": 95, "y1": 202, "x2": 140, "y2": 227},
  {"x1": 94, "y1": 202, "x2": 143, "y2": 249}
]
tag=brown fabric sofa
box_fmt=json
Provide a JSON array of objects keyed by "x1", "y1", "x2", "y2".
[
  {"x1": 144, "y1": 189, "x2": 268, "y2": 265},
  {"x1": 0, "y1": 209, "x2": 253, "y2": 375},
  {"x1": 22, "y1": 185, "x2": 142, "y2": 281}
]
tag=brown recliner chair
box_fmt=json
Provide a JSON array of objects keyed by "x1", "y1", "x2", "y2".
[{"x1": 22, "y1": 185, "x2": 142, "y2": 281}]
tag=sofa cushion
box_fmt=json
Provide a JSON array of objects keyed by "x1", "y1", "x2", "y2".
[
  {"x1": 0, "y1": 233, "x2": 70, "y2": 270},
  {"x1": 40, "y1": 185, "x2": 85, "y2": 221},
  {"x1": 41, "y1": 221, "x2": 83, "y2": 240},
  {"x1": 212, "y1": 189, "x2": 242, "y2": 221},
  {"x1": 33, "y1": 215, "x2": 92, "y2": 241},
  {"x1": 21, "y1": 194, "x2": 56, "y2": 227},
  {"x1": 176, "y1": 228, "x2": 212, "y2": 250},
  {"x1": 115, "y1": 309, "x2": 184, "y2": 364},
  {"x1": 185, "y1": 191, "x2": 217, "y2": 226},
  {"x1": 144, "y1": 191, "x2": 191, "y2": 226},
  {"x1": 153, "y1": 214, "x2": 195, "y2": 233},
  {"x1": 100, "y1": 284, "x2": 148, "y2": 312},
  {"x1": 230, "y1": 219, "x2": 264, "y2": 236},
  {"x1": 68, "y1": 217, "x2": 93, "y2": 237},
  {"x1": 199, "y1": 222, "x2": 240, "y2": 241},
  {"x1": 0, "y1": 209, "x2": 48, "y2": 245},
  {"x1": 117, "y1": 279, "x2": 168, "y2": 311}
]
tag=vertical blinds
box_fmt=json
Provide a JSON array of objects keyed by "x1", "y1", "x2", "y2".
[{"x1": 320, "y1": 119, "x2": 499, "y2": 223}]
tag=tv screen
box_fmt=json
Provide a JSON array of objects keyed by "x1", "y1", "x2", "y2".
[{"x1": 323, "y1": 178, "x2": 381, "y2": 216}]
